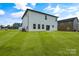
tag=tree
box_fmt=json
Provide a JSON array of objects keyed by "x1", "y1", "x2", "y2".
[
  {"x1": 12, "y1": 23, "x2": 22, "y2": 29},
  {"x1": 5, "y1": 25, "x2": 11, "y2": 29},
  {"x1": 0, "y1": 25, "x2": 4, "y2": 29}
]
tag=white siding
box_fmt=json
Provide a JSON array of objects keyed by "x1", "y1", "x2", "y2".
[
  {"x1": 78, "y1": 22, "x2": 79, "y2": 31},
  {"x1": 73, "y1": 19, "x2": 78, "y2": 31},
  {"x1": 28, "y1": 10, "x2": 57, "y2": 31},
  {"x1": 22, "y1": 12, "x2": 29, "y2": 30}
]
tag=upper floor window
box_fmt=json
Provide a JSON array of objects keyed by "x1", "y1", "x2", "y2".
[
  {"x1": 38, "y1": 24, "x2": 40, "y2": 29},
  {"x1": 45, "y1": 15, "x2": 47, "y2": 20},
  {"x1": 33, "y1": 24, "x2": 36, "y2": 29}
]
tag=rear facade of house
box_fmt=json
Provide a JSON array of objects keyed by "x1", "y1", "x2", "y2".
[
  {"x1": 21, "y1": 9, "x2": 58, "y2": 31},
  {"x1": 58, "y1": 17, "x2": 79, "y2": 31}
]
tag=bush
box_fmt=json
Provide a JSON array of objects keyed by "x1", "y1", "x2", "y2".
[{"x1": 22, "y1": 28, "x2": 26, "y2": 32}]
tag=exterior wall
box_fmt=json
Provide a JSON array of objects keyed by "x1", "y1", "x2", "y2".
[
  {"x1": 73, "y1": 19, "x2": 78, "y2": 31},
  {"x1": 0, "y1": 27, "x2": 1, "y2": 29},
  {"x1": 78, "y1": 21, "x2": 79, "y2": 31},
  {"x1": 28, "y1": 10, "x2": 57, "y2": 31},
  {"x1": 58, "y1": 21, "x2": 73, "y2": 31},
  {"x1": 22, "y1": 12, "x2": 29, "y2": 31},
  {"x1": 58, "y1": 18, "x2": 79, "y2": 31}
]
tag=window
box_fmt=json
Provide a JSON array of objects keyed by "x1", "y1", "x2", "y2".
[
  {"x1": 38, "y1": 24, "x2": 40, "y2": 29},
  {"x1": 45, "y1": 15, "x2": 47, "y2": 20},
  {"x1": 42, "y1": 24, "x2": 44, "y2": 29},
  {"x1": 33, "y1": 24, "x2": 36, "y2": 29},
  {"x1": 52, "y1": 25, "x2": 54, "y2": 28}
]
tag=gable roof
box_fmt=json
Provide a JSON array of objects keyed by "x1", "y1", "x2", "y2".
[
  {"x1": 21, "y1": 9, "x2": 58, "y2": 19},
  {"x1": 58, "y1": 17, "x2": 78, "y2": 22}
]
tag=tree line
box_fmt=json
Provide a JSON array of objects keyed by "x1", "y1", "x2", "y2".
[{"x1": 0, "y1": 23, "x2": 22, "y2": 29}]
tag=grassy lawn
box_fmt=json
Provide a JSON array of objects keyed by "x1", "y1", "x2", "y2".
[{"x1": 0, "y1": 30, "x2": 79, "y2": 56}]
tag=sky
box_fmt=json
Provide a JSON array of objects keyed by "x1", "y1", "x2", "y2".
[{"x1": 0, "y1": 3, "x2": 79, "y2": 25}]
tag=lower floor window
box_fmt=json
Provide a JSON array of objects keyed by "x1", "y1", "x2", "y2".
[
  {"x1": 42, "y1": 24, "x2": 44, "y2": 29},
  {"x1": 33, "y1": 24, "x2": 53, "y2": 30},
  {"x1": 33, "y1": 24, "x2": 36, "y2": 29},
  {"x1": 52, "y1": 25, "x2": 54, "y2": 28},
  {"x1": 38, "y1": 24, "x2": 40, "y2": 29}
]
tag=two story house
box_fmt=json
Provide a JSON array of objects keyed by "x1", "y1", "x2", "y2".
[{"x1": 21, "y1": 9, "x2": 58, "y2": 31}]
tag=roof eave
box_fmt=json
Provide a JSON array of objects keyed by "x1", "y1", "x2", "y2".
[
  {"x1": 58, "y1": 17, "x2": 78, "y2": 22},
  {"x1": 21, "y1": 9, "x2": 58, "y2": 19},
  {"x1": 21, "y1": 9, "x2": 29, "y2": 19}
]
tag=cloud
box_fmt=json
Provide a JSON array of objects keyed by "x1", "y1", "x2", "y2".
[
  {"x1": 0, "y1": 9, "x2": 5, "y2": 15},
  {"x1": 43, "y1": 4, "x2": 79, "y2": 20},
  {"x1": 12, "y1": 3, "x2": 33, "y2": 19},
  {"x1": 53, "y1": 5, "x2": 60, "y2": 13},
  {"x1": 14, "y1": 3, "x2": 32, "y2": 11},
  {"x1": 66, "y1": 6, "x2": 79, "y2": 13},
  {"x1": 43, "y1": 4, "x2": 54, "y2": 11},
  {"x1": 11, "y1": 11, "x2": 24, "y2": 18},
  {"x1": 54, "y1": 13, "x2": 60, "y2": 16},
  {"x1": 12, "y1": 3, "x2": 34, "y2": 19},
  {"x1": 30, "y1": 3, "x2": 36, "y2": 7},
  {"x1": 58, "y1": 11, "x2": 79, "y2": 20},
  {"x1": 0, "y1": 17, "x2": 22, "y2": 26},
  {"x1": 43, "y1": 4, "x2": 65, "y2": 15},
  {"x1": 58, "y1": 6, "x2": 79, "y2": 19},
  {"x1": 53, "y1": 5, "x2": 65, "y2": 14},
  {"x1": 43, "y1": 4, "x2": 66, "y2": 20},
  {"x1": 75, "y1": 12, "x2": 79, "y2": 17},
  {"x1": 63, "y1": 11, "x2": 79, "y2": 19}
]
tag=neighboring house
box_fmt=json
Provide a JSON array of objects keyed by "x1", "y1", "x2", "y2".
[
  {"x1": 21, "y1": 9, "x2": 58, "y2": 31},
  {"x1": 58, "y1": 17, "x2": 79, "y2": 31}
]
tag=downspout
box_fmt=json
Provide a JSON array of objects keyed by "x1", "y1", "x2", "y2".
[
  {"x1": 56, "y1": 17, "x2": 58, "y2": 31},
  {"x1": 28, "y1": 11, "x2": 29, "y2": 31},
  {"x1": 77, "y1": 19, "x2": 79, "y2": 31}
]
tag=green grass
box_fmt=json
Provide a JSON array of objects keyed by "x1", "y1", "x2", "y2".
[{"x1": 0, "y1": 30, "x2": 79, "y2": 56}]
